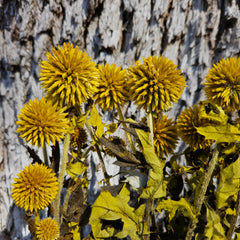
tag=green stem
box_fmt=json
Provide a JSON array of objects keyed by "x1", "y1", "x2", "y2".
[
  {"x1": 54, "y1": 133, "x2": 70, "y2": 224},
  {"x1": 226, "y1": 188, "x2": 240, "y2": 240},
  {"x1": 43, "y1": 143, "x2": 48, "y2": 166},
  {"x1": 147, "y1": 110, "x2": 154, "y2": 148},
  {"x1": 185, "y1": 145, "x2": 220, "y2": 240},
  {"x1": 116, "y1": 103, "x2": 136, "y2": 154}
]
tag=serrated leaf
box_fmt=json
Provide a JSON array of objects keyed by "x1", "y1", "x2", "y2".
[
  {"x1": 135, "y1": 127, "x2": 166, "y2": 199},
  {"x1": 156, "y1": 198, "x2": 196, "y2": 221},
  {"x1": 199, "y1": 204, "x2": 226, "y2": 240},
  {"x1": 87, "y1": 104, "x2": 105, "y2": 138},
  {"x1": 196, "y1": 123, "x2": 240, "y2": 143},
  {"x1": 66, "y1": 160, "x2": 87, "y2": 179},
  {"x1": 216, "y1": 155, "x2": 240, "y2": 209},
  {"x1": 89, "y1": 184, "x2": 148, "y2": 239}
]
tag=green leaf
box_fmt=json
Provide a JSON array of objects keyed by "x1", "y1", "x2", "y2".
[
  {"x1": 66, "y1": 160, "x2": 87, "y2": 179},
  {"x1": 196, "y1": 204, "x2": 226, "y2": 240},
  {"x1": 87, "y1": 104, "x2": 105, "y2": 138},
  {"x1": 135, "y1": 128, "x2": 166, "y2": 199},
  {"x1": 89, "y1": 184, "x2": 148, "y2": 239},
  {"x1": 156, "y1": 198, "x2": 196, "y2": 221},
  {"x1": 196, "y1": 123, "x2": 240, "y2": 143},
  {"x1": 216, "y1": 155, "x2": 240, "y2": 209}
]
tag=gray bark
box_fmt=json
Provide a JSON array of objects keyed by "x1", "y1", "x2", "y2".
[{"x1": 1, "y1": 0, "x2": 240, "y2": 239}]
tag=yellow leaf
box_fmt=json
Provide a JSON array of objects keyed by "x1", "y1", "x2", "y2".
[
  {"x1": 199, "y1": 101, "x2": 228, "y2": 125},
  {"x1": 89, "y1": 184, "x2": 148, "y2": 239},
  {"x1": 87, "y1": 104, "x2": 105, "y2": 138},
  {"x1": 199, "y1": 204, "x2": 226, "y2": 240},
  {"x1": 156, "y1": 198, "x2": 196, "y2": 221},
  {"x1": 105, "y1": 123, "x2": 119, "y2": 134},
  {"x1": 196, "y1": 123, "x2": 240, "y2": 143},
  {"x1": 216, "y1": 155, "x2": 240, "y2": 209},
  {"x1": 135, "y1": 127, "x2": 166, "y2": 199},
  {"x1": 68, "y1": 222, "x2": 81, "y2": 240},
  {"x1": 66, "y1": 160, "x2": 87, "y2": 179}
]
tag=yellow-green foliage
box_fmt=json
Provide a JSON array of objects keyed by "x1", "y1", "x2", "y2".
[{"x1": 12, "y1": 45, "x2": 240, "y2": 240}]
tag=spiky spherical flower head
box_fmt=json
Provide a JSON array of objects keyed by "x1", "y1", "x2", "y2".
[
  {"x1": 71, "y1": 127, "x2": 88, "y2": 149},
  {"x1": 11, "y1": 163, "x2": 58, "y2": 212},
  {"x1": 16, "y1": 97, "x2": 69, "y2": 148},
  {"x1": 177, "y1": 105, "x2": 214, "y2": 149},
  {"x1": 40, "y1": 42, "x2": 99, "y2": 108},
  {"x1": 36, "y1": 218, "x2": 60, "y2": 240},
  {"x1": 204, "y1": 57, "x2": 240, "y2": 113},
  {"x1": 94, "y1": 63, "x2": 129, "y2": 111},
  {"x1": 128, "y1": 56, "x2": 186, "y2": 115},
  {"x1": 153, "y1": 115, "x2": 179, "y2": 157}
]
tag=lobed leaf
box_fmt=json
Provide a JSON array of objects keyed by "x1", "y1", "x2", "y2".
[
  {"x1": 89, "y1": 184, "x2": 148, "y2": 239},
  {"x1": 216, "y1": 155, "x2": 240, "y2": 209},
  {"x1": 156, "y1": 198, "x2": 196, "y2": 221}
]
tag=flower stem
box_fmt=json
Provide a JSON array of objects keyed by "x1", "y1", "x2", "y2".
[
  {"x1": 116, "y1": 103, "x2": 136, "y2": 154},
  {"x1": 54, "y1": 133, "x2": 70, "y2": 224},
  {"x1": 147, "y1": 109, "x2": 154, "y2": 148},
  {"x1": 85, "y1": 121, "x2": 110, "y2": 186},
  {"x1": 34, "y1": 210, "x2": 40, "y2": 225},
  {"x1": 43, "y1": 143, "x2": 48, "y2": 166},
  {"x1": 226, "y1": 189, "x2": 240, "y2": 240},
  {"x1": 185, "y1": 145, "x2": 220, "y2": 240}
]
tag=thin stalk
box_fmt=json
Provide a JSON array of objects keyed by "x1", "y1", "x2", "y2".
[
  {"x1": 147, "y1": 109, "x2": 154, "y2": 148},
  {"x1": 34, "y1": 210, "x2": 40, "y2": 225},
  {"x1": 85, "y1": 121, "x2": 110, "y2": 186},
  {"x1": 54, "y1": 133, "x2": 71, "y2": 224},
  {"x1": 116, "y1": 103, "x2": 136, "y2": 154},
  {"x1": 143, "y1": 199, "x2": 153, "y2": 240},
  {"x1": 185, "y1": 145, "x2": 220, "y2": 240},
  {"x1": 43, "y1": 143, "x2": 48, "y2": 166},
  {"x1": 226, "y1": 188, "x2": 240, "y2": 240}
]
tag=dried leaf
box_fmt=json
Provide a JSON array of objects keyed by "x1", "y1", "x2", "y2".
[{"x1": 89, "y1": 184, "x2": 148, "y2": 239}]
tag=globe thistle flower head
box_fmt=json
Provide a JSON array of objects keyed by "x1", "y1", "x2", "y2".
[
  {"x1": 40, "y1": 42, "x2": 99, "y2": 108},
  {"x1": 94, "y1": 63, "x2": 129, "y2": 111},
  {"x1": 36, "y1": 218, "x2": 60, "y2": 240},
  {"x1": 16, "y1": 97, "x2": 69, "y2": 148},
  {"x1": 177, "y1": 104, "x2": 214, "y2": 150},
  {"x1": 71, "y1": 126, "x2": 88, "y2": 149},
  {"x1": 128, "y1": 55, "x2": 185, "y2": 115},
  {"x1": 204, "y1": 57, "x2": 240, "y2": 113},
  {"x1": 153, "y1": 115, "x2": 179, "y2": 157},
  {"x1": 11, "y1": 163, "x2": 58, "y2": 212}
]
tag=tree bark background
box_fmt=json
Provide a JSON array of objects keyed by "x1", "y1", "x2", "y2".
[{"x1": 0, "y1": 0, "x2": 240, "y2": 239}]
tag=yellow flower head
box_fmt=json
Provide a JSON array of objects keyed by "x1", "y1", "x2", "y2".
[
  {"x1": 16, "y1": 97, "x2": 69, "y2": 148},
  {"x1": 204, "y1": 57, "x2": 240, "y2": 113},
  {"x1": 36, "y1": 218, "x2": 60, "y2": 240},
  {"x1": 11, "y1": 163, "x2": 58, "y2": 212},
  {"x1": 128, "y1": 56, "x2": 185, "y2": 114},
  {"x1": 71, "y1": 126, "x2": 88, "y2": 149},
  {"x1": 177, "y1": 105, "x2": 213, "y2": 149},
  {"x1": 94, "y1": 63, "x2": 129, "y2": 111},
  {"x1": 40, "y1": 42, "x2": 99, "y2": 108},
  {"x1": 153, "y1": 115, "x2": 179, "y2": 157}
]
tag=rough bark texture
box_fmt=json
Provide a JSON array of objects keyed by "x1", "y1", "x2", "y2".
[{"x1": 1, "y1": 0, "x2": 240, "y2": 239}]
